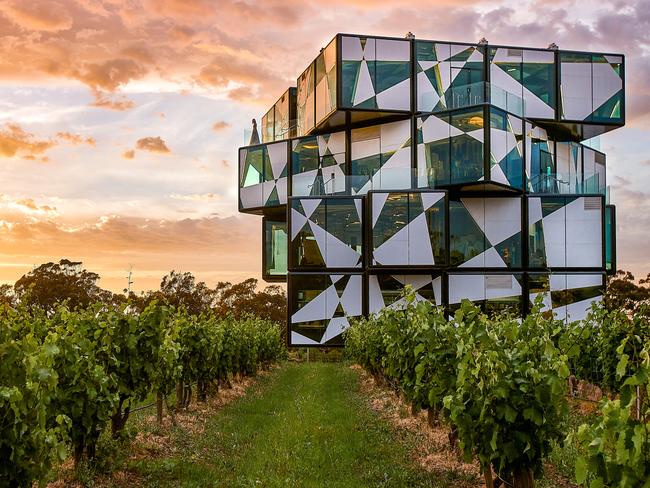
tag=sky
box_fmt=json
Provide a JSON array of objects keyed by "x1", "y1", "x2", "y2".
[{"x1": 0, "y1": 0, "x2": 647, "y2": 293}]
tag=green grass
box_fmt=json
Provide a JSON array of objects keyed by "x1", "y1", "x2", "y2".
[{"x1": 131, "y1": 362, "x2": 463, "y2": 487}]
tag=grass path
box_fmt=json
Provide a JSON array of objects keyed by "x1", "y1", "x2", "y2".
[{"x1": 131, "y1": 362, "x2": 462, "y2": 487}]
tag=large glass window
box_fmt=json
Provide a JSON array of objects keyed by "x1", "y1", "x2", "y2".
[
  {"x1": 315, "y1": 39, "x2": 337, "y2": 125},
  {"x1": 560, "y1": 52, "x2": 624, "y2": 123},
  {"x1": 371, "y1": 191, "x2": 447, "y2": 266},
  {"x1": 290, "y1": 197, "x2": 362, "y2": 270},
  {"x1": 240, "y1": 146, "x2": 265, "y2": 188},
  {"x1": 263, "y1": 219, "x2": 287, "y2": 279},
  {"x1": 450, "y1": 108, "x2": 485, "y2": 184},
  {"x1": 448, "y1": 273, "x2": 523, "y2": 315},
  {"x1": 450, "y1": 197, "x2": 522, "y2": 268},
  {"x1": 290, "y1": 273, "x2": 362, "y2": 346},
  {"x1": 449, "y1": 200, "x2": 486, "y2": 266},
  {"x1": 297, "y1": 63, "x2": 315, "y2": 136},
  {"x1": 490, "y1": 108, "x2": 523, "y2": 189},
  {"x1": 292, "y1": 132, "x2": 347, "y2": 196}
]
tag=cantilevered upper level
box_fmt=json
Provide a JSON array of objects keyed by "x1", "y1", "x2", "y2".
[
  {"x1": 260, "y1": 33, "x2": 624, "y2": 143},
  {"x1": 240, "y1": 33, "x2": 624, "y2": 214}
]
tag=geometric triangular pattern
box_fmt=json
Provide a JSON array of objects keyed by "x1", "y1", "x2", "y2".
[
  {"x1": 239, "y1": 141, "x2": 288, "y2": 210},
  {"x1": 416, "y1": 41, "x2": 484, "y2": 113},
  {"x1": 368, "y1": 273, "x2": 443, "y2": 313},
  {"x1": 488, "y1": 47, "x2": 556, "y2": 119},
  {"x1": 372, "y1": 191, "x2": 446, "y2": 266},
  {"x1": 351, "y1": 119, "x2": 412, "y2": 195},
  {"x1": 292, "y1": 132, "x2": 346, "y2": 196},
  {"x1": 290, "y1": 273, "x2": 362, "y2": 345},
  {"x1": 291, "y1": 197, "x2": 363, "y2": 269},
  {"x1": 342, "y1": 36, "x2": 410, "y2": 111}
]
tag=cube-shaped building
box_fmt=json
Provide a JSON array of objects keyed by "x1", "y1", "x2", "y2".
[{"x1": 238, "y1": 33, "x2": 623, "y2": 347}]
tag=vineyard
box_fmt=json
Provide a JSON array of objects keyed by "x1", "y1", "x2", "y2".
[
  {"x1": 345, "y1": 294, "x2": 650, "y2": 488},
  {"x1": 2, "y1": 290, "x2": 650, "y2": 487},
  {"x1": 0, "y1": 303, "x2": 285, "y2": 487}
]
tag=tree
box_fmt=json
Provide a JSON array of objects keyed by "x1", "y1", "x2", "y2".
[
  {"x1": 158, "y1": 270, "x2": 214, "y2": 315},
  {"x1": 213, "y1": 278, "x2": 286, "y2": 323},
  {"x1": 14, "y1": 259, "x2": 112, "y2": 313},
  {"x1": 605, "y1": 270, "x2": 650, "y2": 312}
]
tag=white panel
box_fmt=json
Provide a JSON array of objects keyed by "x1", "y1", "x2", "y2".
[
  {"x1": 408, "y1": 213, "x2": 435, "y2": 265},
  {"x1": 432, "y1": 276, "x2": 442, "y2": 304},
  {"x1": 561, "y1": 61, "x2": 593, "y2": 120},
  {"x1": 324, "y1": 283, "x2": 340, "y2": 319},
  {"x1": 376, "y1": 39, "x2": 410, "y2": 61},
  {"x1": 528, "y1": 197, "x2": 543, "y2": 225},
  {"x1": 550, "y1": 273, "x2": 568, "y2": 291},
  {"x1": 484, "y1": 198, "x2": 521, "y2": 245},
  {"x1": 491, "y1": 163, "x2": 509, "y2": 185},
  {"x1": 351, "y1": 137, "x2": 380, "y2": 160},
  {"x1": 292, "y1": 170, "x2": 317, "y2": 197},
  {"x1": 421, "y1": 191, "x2": 444, "y2": 211},
  {"x1": 239, "y1": 184, "x2": 263, "y2": 209},
  {"x1": 566, "y1": 297, "x2": 601, "y2": 323},
  {"x1": 321, "y1": 317, "x2": 350, "y2": 344},
  {"x1": 371, "y1": 193, "x2": 389, "y2": 227},
  {"x1": 354, "y1": 60, "x2": 375, "y2": 106},
  {"x1": 592, "y1": 62, "x2": 622, "y2": 112},
  {"x1": 325, "y1": 233, "x2": 361, "y2": 268},
  {"x1": 341, "y1": 275, "x2": 363, "y2": 316},
  {"x1": 291, "y1": 331, "x2": 320, "y2": 345},
  {"x1": 341, "y1": 36, "x2": 363, "y2": 61},
  {"x1": 378, "y1": 148, "x2": 412, "y2": 190},
  {"x1": 421, "y1": 114, "x2": 452, "y2": 143},
  {"x1": 380, "y1": 119, "x2": 411, "y2": 153},
  {"x1": 301, "y1": 199, "x2": 322, "y2": 219},
  {"x1": 543, "y1": 205, "x2": 566, "y2": 267},
  {"x1": 275, "y1": 178, "x2": 288, "y2": 205},
  {"x1": 376, "y1": 78, "x2": 410, "y2": 111},
  {"x1": 321, "y1": 131, "x2": 346, "y2": 155},
  {"x1": 490, "y1": 128, "x2": 518, "y2": 165},
  {"x1": 290, "y1": 207, "x2": 308, "y2": 240},
  {"x1": 373, "y1": 223, "x2": 409, "y2": 265},
  {"x1": 565, "y1": 197, "x2": 602, "y2": 267},
  {"x1": 416, "y1": 71, "x2": 439, "y2": 112},
  {"x1": 368, "y1": 275, "x2": 384, "y2": 313},
  {"x1": 291, "y1": 288, "x2": 328, "y2": 323},
  {"x1": 566, "y1": 273, "x2": 603, "y2": 290},
  {"x1": 449, "y1": 274, "x2": 485, "y2": 304},
  {"x1": 461, "y1": 198, "x2": 485, "y2": 233}
]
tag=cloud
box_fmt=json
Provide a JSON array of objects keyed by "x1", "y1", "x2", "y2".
[
  {"x1": 135, "y1": 136, "x2": 170, "y2": 154},
  {"x1": 0, "y1": 123, "x2": 56, "y2": 160},
  {"x1": 170, "y1": 192, "x2": 220, "y2": 201},
  {"x1": 13, "y1": 198, "x2": 57, "y2": 214},
  {"x1": 0, "y1": 213, "x2": 261, "y2": 291},
  {"x1": 56, "y1": 132, "x2": 96, "y2": 146},
  {"x1": 122, "y1": 149, "x2": 135, "y2": 160},
  {"x1": 1, "y1": 0, "x2": 74, "y2": 32},
  {"x1": 211, "y1": 121, "x2": 230, "y2": 132},
  {"x1": 91, "y1": 91, "x2": 136, "y2": 111}
]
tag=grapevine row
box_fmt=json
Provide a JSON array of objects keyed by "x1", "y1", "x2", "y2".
[
  {"x1": 345, "y1": 292, "x2": 650, "y2": 487},
  {"x1": 0, "y1": 302, "x2": 286, "y2": 487}
]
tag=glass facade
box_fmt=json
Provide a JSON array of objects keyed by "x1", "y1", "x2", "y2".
[
  {"x1": 291, "y1": 197, "x2": 363, "y2": 270},
  {"x1": 237, "y1": 34, "x2": 623, "y2": 345}
]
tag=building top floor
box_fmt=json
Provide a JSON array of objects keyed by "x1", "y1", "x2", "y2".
[{"x1": 258, "y1": 33, "x2": 625, "y2": 144}]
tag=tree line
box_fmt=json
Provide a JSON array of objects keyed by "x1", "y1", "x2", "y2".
[{"x1": 0, "y1": 259, "x2": 286, "y2": 322}]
